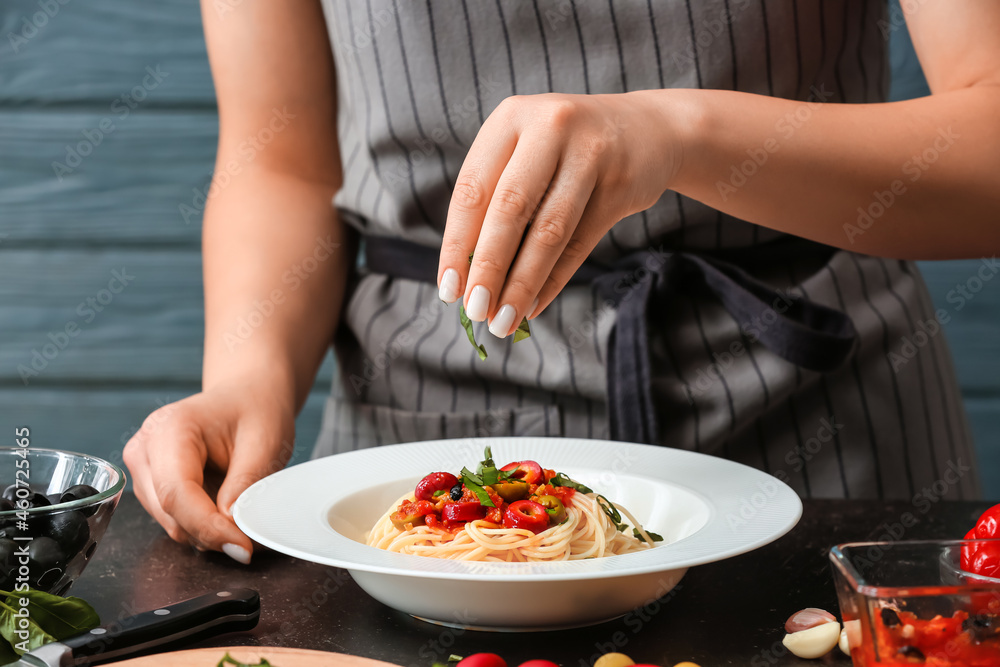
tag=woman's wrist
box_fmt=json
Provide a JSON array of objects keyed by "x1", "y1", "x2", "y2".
[
  {"x1": 202, "y1": 341, "x2": 300, "y2": 415},
  {"x1": 629, "y1": 87, "x2": 712, "y2": 195}
]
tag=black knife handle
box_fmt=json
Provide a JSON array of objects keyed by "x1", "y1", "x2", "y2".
[{"x1": 61, "y1": 588, "x2": 260, "y2": 665}]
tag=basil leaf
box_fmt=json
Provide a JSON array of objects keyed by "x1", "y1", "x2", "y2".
[
  {"x1": 476, "y1": 446, "x2": 500, "y2": 485},
  {"x1": 0, "y1": 599, "x2": 56, "y2": 656},
  {"x1": 497, "y1": 468, "x2": 515, "y2": 481},
  {"x1": 0, "y1": 589, "x2": 100, "y2": 641},
  {"x1": 633, "y1": 528, "x2": 664, "y2": 542},
  {"x1": 595, "y1": 495, "x2": 623, "y2": 526},
  {"x1": 459, "y1": 304, "x2": 488, "y2": 361},
  {"x1": 460, "y1": 468, "x2": 495, "y2": 508},
  {"x1": 479, "y1": 466, "x2": 500, "y2": 486},
  {"x1": 460, "y1": 467, "x2": 483, "y2": 486},
  {"x1": 449, "y1": 655, "x2": 464, "y2": 663},
  {"x1": 217, "y1": 653, "x2": 273, "y2": 667},
  {"x1": 513, "y1": 317, "x2": 531, "y2": 343},
  {"x1": 550, "y1": 473, "x2": 593, "y2": 494}
]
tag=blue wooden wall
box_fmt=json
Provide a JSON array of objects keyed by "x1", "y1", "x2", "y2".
[{"x1": 0, "y1": 0, "x2": 996, "y2": 496}]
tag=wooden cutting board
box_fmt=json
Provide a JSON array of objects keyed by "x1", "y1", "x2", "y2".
[{"x1": 111, "y1": 646, "x2": 400, "y2": 666}]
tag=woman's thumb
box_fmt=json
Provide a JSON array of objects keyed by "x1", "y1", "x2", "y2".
[{"x1": 216, "y1": 431, "x2": 293, "y2": 520}]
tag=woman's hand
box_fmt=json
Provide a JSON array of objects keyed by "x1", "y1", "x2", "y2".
[
  {"x1": 123, "y1": 381, "x2": 295, "y2": 563},
  {"x1": 436, "y1": 91, "x2": 685, "y2": 338}
]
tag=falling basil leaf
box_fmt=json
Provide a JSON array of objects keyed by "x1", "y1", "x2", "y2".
[
  {"x1": 459, "y1": 304, "x2": 488, "y2": 361},
  {"x1": 550, "y1": 472, "x2": 593, "y2": 494},
  {"x1": 513, "y1": 317, "x2": 531, "y2": 343}
]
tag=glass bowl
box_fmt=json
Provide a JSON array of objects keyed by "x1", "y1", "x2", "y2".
[
  {"x1": 830, "y1": 540, "x2": 1000, "y2": 666},
  {"x1": 0, "y1": 447, "x2": 126, "y2": 595}
]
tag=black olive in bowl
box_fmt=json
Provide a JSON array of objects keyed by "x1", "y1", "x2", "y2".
[{"x1": 0, "y1": 448, "x2": 125, "y2": 594}]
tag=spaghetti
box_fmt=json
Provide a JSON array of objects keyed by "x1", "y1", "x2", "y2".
[{"x1": 365, "y1": 448, "x2": 662, "y2": 562}]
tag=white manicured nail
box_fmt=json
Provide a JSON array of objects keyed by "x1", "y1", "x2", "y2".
[
  {"x1": 529, "y1": 298, "x2": 540, "y2": 317},
  {"x1": 489, "y1": 304, "x2": 516, "y2": 339},
  {"x1": 222, "y1": 543, "x2": 251, "y2": 565},
  {"x1": 466, "y1": 285, "x2": 490, "y2": 321},
  {"x1": 438, "y1": 268, "x2": 460, "y2": 303}
]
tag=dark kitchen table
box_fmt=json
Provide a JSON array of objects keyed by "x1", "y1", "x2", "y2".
[{"x1": 71, "y1": 494, "x2": 992, "y2": 667}]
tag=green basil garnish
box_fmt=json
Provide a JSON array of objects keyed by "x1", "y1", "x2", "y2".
[
  {"x1": 460, "y1": 467, "x2": 495, "y2": 508},
  {"x1": 550, "y1": 472, "x2": 593, "y2": 494},
  {"x1": 513, "y1": 317, "x2": 531, "y2": 343},
  {"x1": 633, "y1": 527, "x2": 664, "y2": 542},
  {"x1": 459, "y1": 304, "x2": 488, "y2": 361}
]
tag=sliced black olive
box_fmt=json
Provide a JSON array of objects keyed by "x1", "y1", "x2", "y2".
[
  {"x1": 881, "y1": 607, "x2": 902, "y2": 627},
  {"x1": 47, "y1": 510, "x2": 90, "y2": 555},
  {"x1": 449, "y1": 484, "x2": 463, "y2": 501}
]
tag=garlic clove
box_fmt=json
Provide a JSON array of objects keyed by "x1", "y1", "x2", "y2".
[
  {"x1": 785, "y1": 607, "x2": 838, "y2": 633},
  {"x1": 783, "y1": 621, "x2": 842, "y2": 659},
  {"x1": 841, "y1": 619, "x2": 861, "y2": 655}
]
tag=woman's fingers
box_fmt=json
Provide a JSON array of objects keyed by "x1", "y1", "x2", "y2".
[
  {"x1": 145, "y1": 422, "x2": 253, "y2": 562},
  {"x1": 487, "y1": 158, "x2": 598, "y2": 337},
  {"x1": 464, "y1": 137, "x2": 561, "y2": 324},
  {"x1": 123, "y1": 437, "x2": 191, "y2": 545},
  {"x1": 532, "y1": 190, "x2": 617, "y2": 316},
  {"x1": 438, "y1": 104, "x2": 520, "y2": 305}
]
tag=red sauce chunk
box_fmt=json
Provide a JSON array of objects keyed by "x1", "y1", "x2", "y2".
[{"x1": 855, "y1": 606, "x2": 1000, "y2": 666}]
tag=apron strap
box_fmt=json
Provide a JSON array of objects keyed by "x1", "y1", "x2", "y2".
[{"x1": 362, "y1": 235, "x2": 858, "y2": 445}]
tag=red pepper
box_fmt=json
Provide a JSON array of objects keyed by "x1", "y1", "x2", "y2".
[
  {"x1": 442, "y1": 501, "x2": 488, "y2": 523},
  {"x1": 501, "y1": 460, "x2": 544, "y2": 484},
  {"x1": 503, "y1": 499, "x2": 550, "y2": 533}
]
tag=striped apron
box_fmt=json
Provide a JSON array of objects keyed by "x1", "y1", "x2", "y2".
[{"x1": 313, "y1": 0, "x2": 980, "y2": 501}]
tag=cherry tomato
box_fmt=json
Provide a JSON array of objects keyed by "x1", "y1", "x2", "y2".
[
  {"x1": 517, "y1": 661, "x2": 559, "y2": 667},
  {"x1": 415, "y1": 472, "x2": 460, "y2": 501},
  {"x1": 456, "y1": 654, "x2": 506, "y2": 667},
  {"x1": 501, "y1": 460, "x2": 544, "y2": 484},
  {"x1": 503, "y1": 499, "x2": 550, "y2": 533},
  {"x1": 962, "y1": 528, "x2": 978, "y2": 572},
  {"x1": 442, "y1": 501, "x2": 488, "y2": 523},
  {"x1": 971, "y1": 541, "x2": 1000, "y2": 578},
  {"x1": 975, "y1": 504, "x2": 1000, "y2": 538}
]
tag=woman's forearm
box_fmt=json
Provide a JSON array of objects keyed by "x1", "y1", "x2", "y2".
[
  {"x1": 649, "y1": 85, "x2": 1000, "y2": 260},
  {"x1": 201, "y1": 164, "x2": 352, "y2": 413}
]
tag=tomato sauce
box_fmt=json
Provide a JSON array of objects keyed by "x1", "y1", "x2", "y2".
[{"x1": 852, "y1": 605, "x2": 1000, "y2": 666}]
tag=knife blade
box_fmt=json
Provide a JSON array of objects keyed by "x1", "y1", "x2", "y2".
[{"x1": 13, "y1": 588, "x2": 260, "y2": 666}]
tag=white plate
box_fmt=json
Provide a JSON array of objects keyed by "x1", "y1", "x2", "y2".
[{"x1": 234, "y1": 437, "x2": 801, "y2": 630}]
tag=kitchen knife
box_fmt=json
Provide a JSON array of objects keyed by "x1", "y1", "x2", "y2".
[{"x1": 14, "y1": 588, "x2": 260, "y2": 667}]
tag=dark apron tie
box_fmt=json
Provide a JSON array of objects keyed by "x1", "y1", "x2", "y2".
[{"x1": 361, "y1": 235, "x2": 857, "y2": 445}]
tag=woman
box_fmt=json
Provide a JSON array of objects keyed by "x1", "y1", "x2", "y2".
[{"x1": 124, "y1": 0, "x2": 1000, "y2": 563}]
